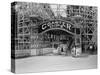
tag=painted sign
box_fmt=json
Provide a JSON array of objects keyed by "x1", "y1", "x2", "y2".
[{"x1": 39, "y1": 20, "x2": 75, "y2": 33}]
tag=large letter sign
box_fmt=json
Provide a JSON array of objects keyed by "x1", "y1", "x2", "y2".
[{"x1": 38, "y1": 20, "x2": 75, "y2": 33}]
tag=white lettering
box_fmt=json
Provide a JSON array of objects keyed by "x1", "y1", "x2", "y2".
[
  {"x1": 42, "y1": 24, "x2": 47, "y2": 30},
  {"x1": 41, "y1": 21, "x2": 72, "y2": 31}
]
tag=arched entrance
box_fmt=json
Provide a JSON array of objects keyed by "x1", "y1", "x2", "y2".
[{"x1": 38, "y1": 20, "x2": 76, "y2": 55}]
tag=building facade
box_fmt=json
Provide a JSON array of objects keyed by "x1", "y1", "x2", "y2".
[{"x1": 11, "y1": 2, "x2": 97, "y2": 58}]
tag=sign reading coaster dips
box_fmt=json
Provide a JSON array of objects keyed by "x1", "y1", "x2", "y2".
[{"x1": 38, "y1": 20, "x2": 75, "y2": 34}]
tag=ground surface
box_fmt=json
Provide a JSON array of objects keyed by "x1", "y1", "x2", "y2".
[{"x1": 15, "y1": 55, "x2": 97, "y2": 73}]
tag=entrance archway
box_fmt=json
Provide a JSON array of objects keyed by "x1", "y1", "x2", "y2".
[{"x1": 37, "y1": 20, "x2": 78, "y2": 55}]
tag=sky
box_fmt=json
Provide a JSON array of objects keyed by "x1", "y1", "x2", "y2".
[{"x1": 50, "y1": 4, "x2": 67, "y2": 17}]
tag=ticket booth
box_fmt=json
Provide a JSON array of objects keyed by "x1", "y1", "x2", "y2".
[{"x1": 71, "y1": 36, "x2": 82, "y2": 57}]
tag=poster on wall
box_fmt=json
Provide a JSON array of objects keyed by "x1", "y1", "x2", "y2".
[{"x1": 11, "y1": 1, "x2": 97, "y2": 73}]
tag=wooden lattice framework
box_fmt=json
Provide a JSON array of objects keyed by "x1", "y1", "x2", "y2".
[{"x1": 11, "y1": 2, "x2": 97, "y2": 57}]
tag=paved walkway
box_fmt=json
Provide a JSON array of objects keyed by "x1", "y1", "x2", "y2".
[{"x1": 15, "y1": 55, "x2": 97, "y2": 73}]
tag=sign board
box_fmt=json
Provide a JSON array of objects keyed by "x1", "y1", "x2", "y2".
[{"x1": 39, "y1": 20, "x2": 75, "y2": 34}]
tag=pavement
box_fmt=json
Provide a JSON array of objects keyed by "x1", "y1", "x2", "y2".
[{"x1": 15, "y1": 55, "x2": 97, "y2": 73}]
